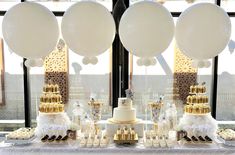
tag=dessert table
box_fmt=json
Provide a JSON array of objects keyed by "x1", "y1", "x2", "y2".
[{"x1": 0, "y1": 139, "x2": 235, "y2": 155}]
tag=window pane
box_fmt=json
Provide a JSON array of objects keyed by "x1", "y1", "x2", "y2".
[
  {"x1": 29, "y1": 64, "x2": 44, "y2": 128},
  {"x1": 129, "y1": 42, "x2": 176, "y2": 120},
  {"x1": 0, "y1": 1, "x2": 20, "y2": 11},
  {"x1": 26, "y1": 0, "x2": 112, "y2": 12},
  {"x1": 129, "y1": 0, "x2": 215, "y2": 12},
  {"x1": 221, "y1": 0, "x2": 235, "y2": 12},
  {"x1": 0, "y1": 17, "x2": 25, "y2": 131},
  {"x1": 68, "y1": 49, "x2": 112, "y2": 119},
  {"x1": 217, "y1": 18, "x2": 235, "y2": 121}
]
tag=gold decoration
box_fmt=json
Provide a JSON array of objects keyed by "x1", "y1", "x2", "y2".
[
  {"x1": 44, "y1": 40, "x2": 68, "y2": 104},
  {"x1": 113, "y1": 127, "x2": 138, "y2": 144},
  {"x1": 173, "y1": 45, "x2": 197, "y2": 103}
]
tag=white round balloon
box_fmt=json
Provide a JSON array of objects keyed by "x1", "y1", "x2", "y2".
[
  {"x1": 90, "y1": 57, "x2": 98, "y2": 65},
  {"x1": 82, "y1": 57, "x2": 90, "y2": 65},
  {"x1": 192, "y1": 59, "x2": 211, "y2": 68},
  {"x1": 61, "y1": 1, "x2": 115, "y2": 57},
  {"x1": 24, "y1": 58, "x2": 44, "y2": 68},
  {"x1": 175, "y1": 3, "x2": 231, "y2": 60},
  {"x1": 2, "y1": 2, "x2": 59, "y2": 59},
  {"x1": 150, "y1": 57, "x2": 157, "y2": 66},
  {"x1": 204, "y1": 60, "x2": 211, "y2": 68},
  {"x1": 137, "y1": 59, "x2": 143, "y2": 66},
  {"x1": 119, "y1": 1, "x2": 174, "y2": 57}
]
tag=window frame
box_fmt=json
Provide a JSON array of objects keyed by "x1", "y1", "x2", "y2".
[{"x1": 0, "y1": 0, "x2": 234, "y2": 127}]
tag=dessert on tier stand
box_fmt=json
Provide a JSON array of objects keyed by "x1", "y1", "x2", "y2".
[
  {"x1": 148, "y1": 99, "x2": 162, "y2": 123},
  {"x1": 35, "y1": 82, "x2": 71, "y2": 143},
  {"x1": 76, "y1": 98, "x2": 110, "y2": 148},
  {"x1": 178, "y1": 82, "x2": 217, "y2": 143},
  {"x1": 145, "y1": 95, "x2": 177, "y2": 148},
  {"x1": 113, "y1": 127, "x2": 138, "y2": 144},
  {"x1": 88, "y1": 98, "x2": 103, "y2": 122}
]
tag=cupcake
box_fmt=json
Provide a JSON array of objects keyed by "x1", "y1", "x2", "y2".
[
  {"x1": 124, "y1": 129, "x2": 129, "y2": 140},
  {"x1": 49, "y1": 104, "x2": 54, "y2": 113},
  {"x1": 186, "y1": 96, "x2": 192, "y2": 104},
  {"x1": 53, "y1": 104, "x2": 59, "y2": 113},
  {"x1": 131, "y1": 131, "x2": 136, "y2": 140},
  {"x1": 117, "y1": 128, "x2": 122, "y2": 140},
  {"x1": 192, "y1": 95, "x2": 197, "y2": 103},
  {"x1": 58, "y1": 104, "x2": 64, "y2": 112},
  {"x1": 45, "y1": 104, "x2": 50, "y2": 113},
  {"x1": 190, "y1": 85, "x2": 195, "y2": 93},
  {"x1": 202, "y1": 86, "x2": 206, "y2": 93}
]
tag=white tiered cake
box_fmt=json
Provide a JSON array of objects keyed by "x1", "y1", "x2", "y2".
[
  {"x1": 113, "y1": 98, "x2": 136, "y2": 123},
  {"x1": 106, "y1": 96, "x2": 143, "y2": 137}
]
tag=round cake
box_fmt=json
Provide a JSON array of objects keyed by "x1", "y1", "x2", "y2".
[{"x1": 113, "y1": 98, "x2": 136, "y2": 122}]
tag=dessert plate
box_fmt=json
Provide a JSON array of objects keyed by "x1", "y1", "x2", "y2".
[{"x1": 4, "y1": 136, "x2": 36, "y2": 145}]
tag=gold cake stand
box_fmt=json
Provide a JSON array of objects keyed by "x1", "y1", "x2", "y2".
[{"x1": 113, "y1": 134, "x2": 138, "y2": 145}]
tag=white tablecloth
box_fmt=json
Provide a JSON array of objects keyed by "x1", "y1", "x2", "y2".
[{"x1": 0, "y1": 140, "x2": 235, "y2": 155}]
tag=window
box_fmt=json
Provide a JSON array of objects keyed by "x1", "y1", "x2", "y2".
[
  {"x1": 0, "y1": 0, "x2": 20, "y2": 11},
  {"x1": 221, "y1": 0, "x2": 235, "y2": 12},
  {"x1": 217, "y1": 18, "x2": 235, "y2": 121},
  {"x1": 29, "y1": 62, "x2": 44, "y2": 127},
  {"x1": 0, "y1": 0, "x2": 234, "y2": 131},
  {"x1": 0, "y1": 17, "x2": 25, "y2": 131},
  {"x1": 68, "y1": 49, "x2": 112, "y2": 119},
  {"x1": 129, "y1": 41, "x2": 175, "y2": 119},
  {"x1": 26, "y1": 0, "x2": 112, "y2": 12},
  {"x1": 129, "y1": 0, "x2": 214, "y2": 12}
]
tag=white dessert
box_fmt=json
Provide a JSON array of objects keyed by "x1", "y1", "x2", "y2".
[
  {"x1": 144, "y1": 138, "x2": 152, "y2": 147},
  {"x1": 113, "y1": 98, "x2": 136, "y2": 122},
  {"x1": 166, "y1": 139, "x2": 175, "y2": 147},
  {"x1": 218, "y1": 129, "x2": 235, "y2": 141},
  {"x1": 159, "y1": 139, "x2": 166, "y2": 147},
  {"x1": 153, "y1": 137, "x2": 159, "y2": 147},
  {"x1": 79, "y1": 138, "x2": 87, "y2": 147},
  {"x1": 87, "y1": 138, "x2": 93, "y2": 148},
  {"x1": 100, "y1": 136, "x2": 108, "y2": 148},
  {"x1": 6, "y1": 128, "x2": 35, "y2": 140},
  {"x1": 93, "y1": 136, "x2": 100, "y2": 147}
]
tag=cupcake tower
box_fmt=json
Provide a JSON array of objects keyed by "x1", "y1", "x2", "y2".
[
  {"x1": 184, "y1": 83, "x2": 210, "y2": 115},
  {"x1": 39, "y1": 83, "x2": 64, "y2": 113},
  {"x1": 178, "y1": 82, "x2": 217, "y2": 143},
  {"x1": 36, "y1": 82, "x2": 71, "y2": 142}
]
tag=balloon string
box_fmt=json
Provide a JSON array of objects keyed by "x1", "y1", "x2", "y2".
[
  {"x1": 197, "y1": 68, "x2": 201, "y2": 84},
  {"x1": 119, "y1": 65, "x2": 122, "y2": 97},
  {"x1": 145, "y1": 66, "x2": 148, "y2": 92},
  {"x1": 144, "y1": 66, "x2": 148, "y2": 130},
  {"x1": 29, "y1": 69, "x2": 38, "y2": 118}
]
